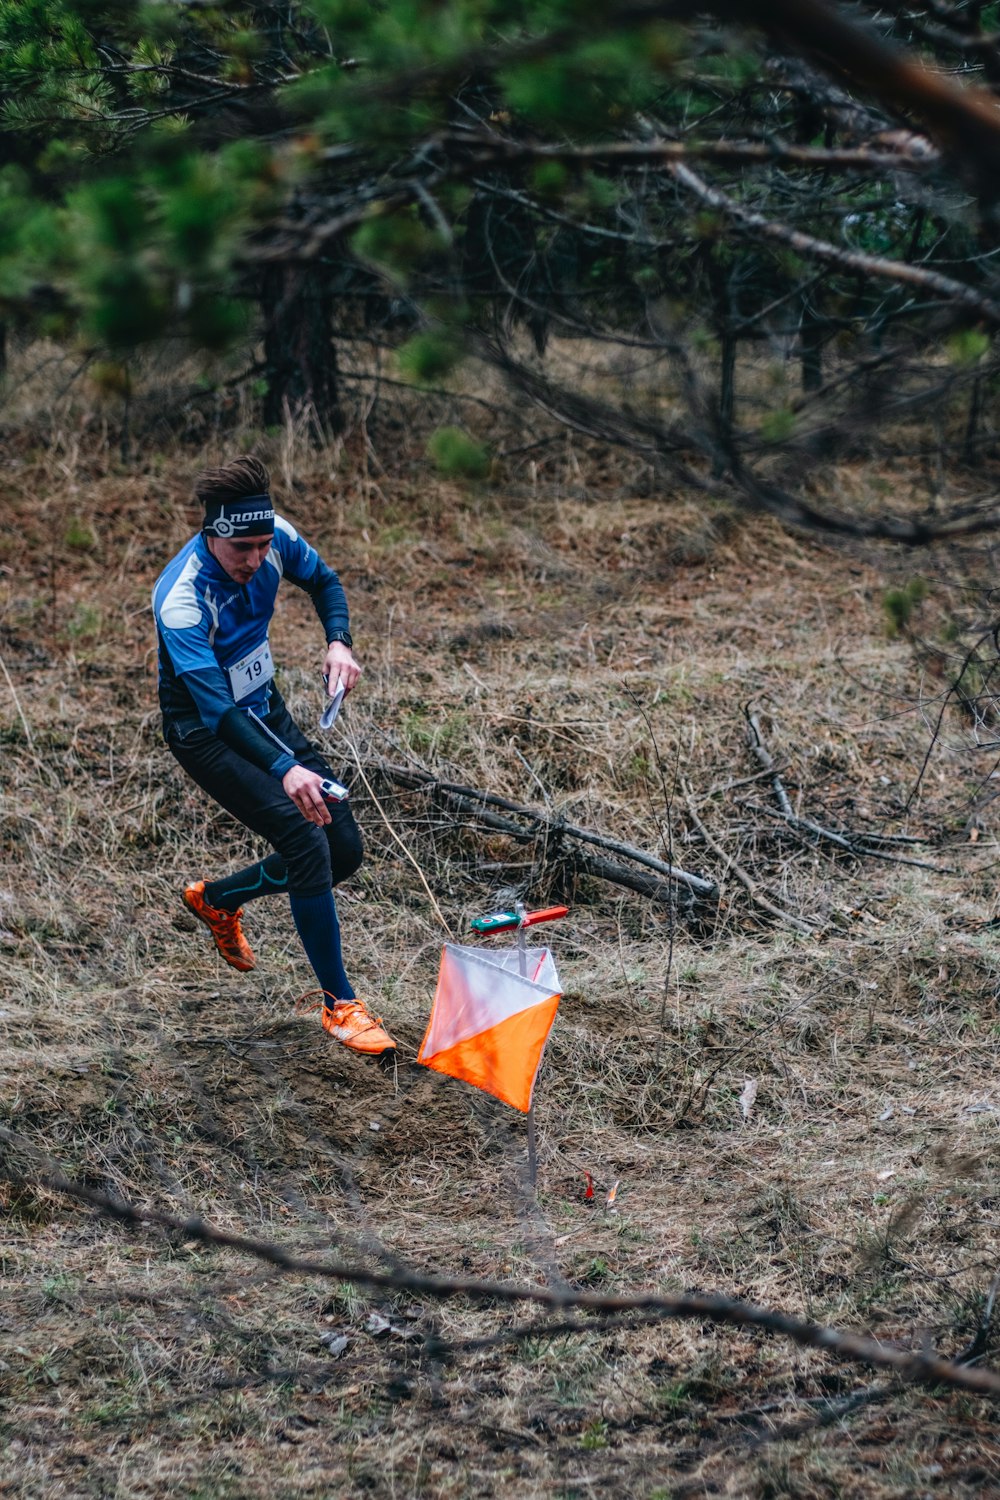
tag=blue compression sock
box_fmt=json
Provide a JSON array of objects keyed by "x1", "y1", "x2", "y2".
[
  {"x1": 205, "y1": 853, "x2": 288, "y2": 912},
  {"x1": 289, "y1": 889, "x2": 355, "y2": 1004}
]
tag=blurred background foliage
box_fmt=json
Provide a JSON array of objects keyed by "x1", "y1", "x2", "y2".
[{"x1": 5, "y1": 1, "x2": 1000, "y2": 533}]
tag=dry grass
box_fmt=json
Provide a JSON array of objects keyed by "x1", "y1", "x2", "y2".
[{"x1": 4, "y1": 354, "x2": 1000, "y2": 1498}]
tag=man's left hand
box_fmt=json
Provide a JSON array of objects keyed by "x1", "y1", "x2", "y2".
[{"x1": 324, "y1": 641, "x2": 362, "y2": 695}]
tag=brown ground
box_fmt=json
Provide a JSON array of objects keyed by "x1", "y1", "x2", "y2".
[{"x1": 4, "y1": 379, "x2": 1000, "y2": 1498}]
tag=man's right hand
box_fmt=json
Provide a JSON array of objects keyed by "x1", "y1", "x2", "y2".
[{"x1": 282, "y1": 765, "x2": 333, "y2": 826}]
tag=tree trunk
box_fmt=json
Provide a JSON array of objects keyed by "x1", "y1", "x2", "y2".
[
  {"x1": 713, "y1": 321, "x2": 736, "y2": 478},
  {"x1": 260, "y1": 266, "x2": 340, "y2": 435},
  {"x1": 963, "y1": 375, "x2": 983, "y2": 465},
  {"x1": 800, "y1": 296, "x2": 823, "y2": 393},
  {"x1": 719, "y1": 325, "x2": 736, "y2": 429}
]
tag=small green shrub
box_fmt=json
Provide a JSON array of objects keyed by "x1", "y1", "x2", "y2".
[
  {"x1": 426, "y1": 425, "x2": 490, "y2": 480},
  {"x1": 64, "y1": 517, "x2": 95, "y2": 549},
  {"x1": 397, "y1": 332, "x2": 463, "y2": 385},
  {"x1": 67, "y1": 603, "x2": 102, "y2": 639},
  {"x1": 580, "y1": 1418, "x2": 609, "y2": 1450},
  {"x1": 883, "y1": 576, "x2": 928, "y2": 637}
]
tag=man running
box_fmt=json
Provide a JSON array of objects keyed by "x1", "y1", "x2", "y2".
[{"x1": 152, "y1": 455, "x2": 396, "y2": 1059}]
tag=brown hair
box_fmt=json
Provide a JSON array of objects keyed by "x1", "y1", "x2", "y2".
[{"x1": 194, "y1": 456, "x2": 271, "y2": 509}]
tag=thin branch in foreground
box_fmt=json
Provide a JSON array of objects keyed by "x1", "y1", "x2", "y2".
[
  {"x1": 668, "y1": 160, "x2": 1000, "y2": 328},
  {"x1": 2, "y1": 1126, "x2": 1000, "y2": 1400},
  {"x1": 449, "y1": 132, "x2": 941, "y2": 176},
  {"x1": 346, "y1": 741, "x2": 455, "y2": 937}
]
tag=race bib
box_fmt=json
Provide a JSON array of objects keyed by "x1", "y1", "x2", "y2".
[{"x1": 227, "y1": 639, "x2": 274, "y2": 702}]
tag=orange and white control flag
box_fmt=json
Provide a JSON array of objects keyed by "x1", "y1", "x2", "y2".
[{"x1": 417, "y1": 944, "x2": 561, "y2": 1113}]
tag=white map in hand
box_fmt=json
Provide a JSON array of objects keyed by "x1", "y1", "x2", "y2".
[{"x1": 320, "y1": 676, "x2": 345, "y2": 731}]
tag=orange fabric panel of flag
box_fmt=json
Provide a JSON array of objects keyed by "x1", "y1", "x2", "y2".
[
  {"x1": 420, "y1": 993, "x2": 560, "y2": 1112},
  {"x1": 417, "y1": 943, "x2": 562, "y2": 1112}
]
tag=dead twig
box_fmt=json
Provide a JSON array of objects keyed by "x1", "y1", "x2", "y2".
[
  {"x1": 745, "y1": 706, "x2": 795, "y2": 818},
  {"x1": 744, "y1": 802, "x2": 955, "y2": 874},
  {"x1": 681, "y1": 779, "x2": 815, "y2": 936},
  {"x1": 0, "y1": 647, "x2": 37, "y2": 756},
  {"x1": 743, "y1": 705, "x2": 951, "y2": 871}
]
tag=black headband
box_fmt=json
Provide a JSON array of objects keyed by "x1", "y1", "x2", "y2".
[{"x1": 203, "y1": 494, "x2": 275, "y2": 539}]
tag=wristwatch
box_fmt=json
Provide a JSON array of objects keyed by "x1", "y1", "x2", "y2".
[{"x1": 328, "y1": 629, "x2": 353, "y2": 649}]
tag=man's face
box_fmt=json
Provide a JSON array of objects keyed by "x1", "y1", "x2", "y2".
[{"x1": 208, "y1": 534, "x2": 273, "y2": 584}]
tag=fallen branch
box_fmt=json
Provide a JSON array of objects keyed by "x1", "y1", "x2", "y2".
[
  {"x1": 744, "y1": 707, "x2": 952, "y2": 872},
  {"x1": 680, "y1": 779, "x2": 815, "y2": 935},
  {"x1": 744, "y1": 707, "x2": 795, "y2": 817},
  {"x1": 373, "y1": 759, "x2": 717, "y2": 902},
  {"x1": 2, "y1": 1124, "x2": 1000, "y2": 1400},
  {"x1": 746, "y1": 802, "x2": 955, "y2": 874}
]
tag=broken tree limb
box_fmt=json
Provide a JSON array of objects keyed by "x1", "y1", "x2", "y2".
[
  {"x1": 744, "y1": 705, "x2": 947, "y2": 870},
  {"x1": 745, "y1": 706, "x2": 795, "y2": 817},
  {"x1": 681, "y1": 779, "x2": 816, "y2": 936},
  {"x1": 745, "y1": 802, "x2": 956, "y2": 874},
  {"x1": 371, "y1": 760, "x2": 717, "y2": 902}
]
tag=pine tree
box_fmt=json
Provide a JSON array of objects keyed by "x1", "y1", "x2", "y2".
[{"x1": 2, "y1": 0, "x2": 999, "y2": 533}]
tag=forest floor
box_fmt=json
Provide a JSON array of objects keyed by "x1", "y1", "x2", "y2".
[{"x1": 4, "y1": 384, "x2": 1000, "y2": 1498}]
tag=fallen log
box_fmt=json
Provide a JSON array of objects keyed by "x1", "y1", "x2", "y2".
[{"x1": 371, "y1": 760, "x2": 718, "y2": 904}]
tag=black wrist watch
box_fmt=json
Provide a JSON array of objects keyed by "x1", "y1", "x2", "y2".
[{"x1": 328, "y1": 629, "x2": 353, "y2": 649}]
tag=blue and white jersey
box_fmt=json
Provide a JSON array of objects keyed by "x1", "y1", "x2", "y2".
[{"x1": 153, "y1": 517, "x2": 348, "y2": 771}]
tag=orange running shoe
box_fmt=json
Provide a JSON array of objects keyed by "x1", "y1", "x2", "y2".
[
  {"x1": 321, "y1": 998, "x2": 397, "y2": 1057},
  {"x1": 182, "y1": 881, "x2": 256, "y2": 972}
]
